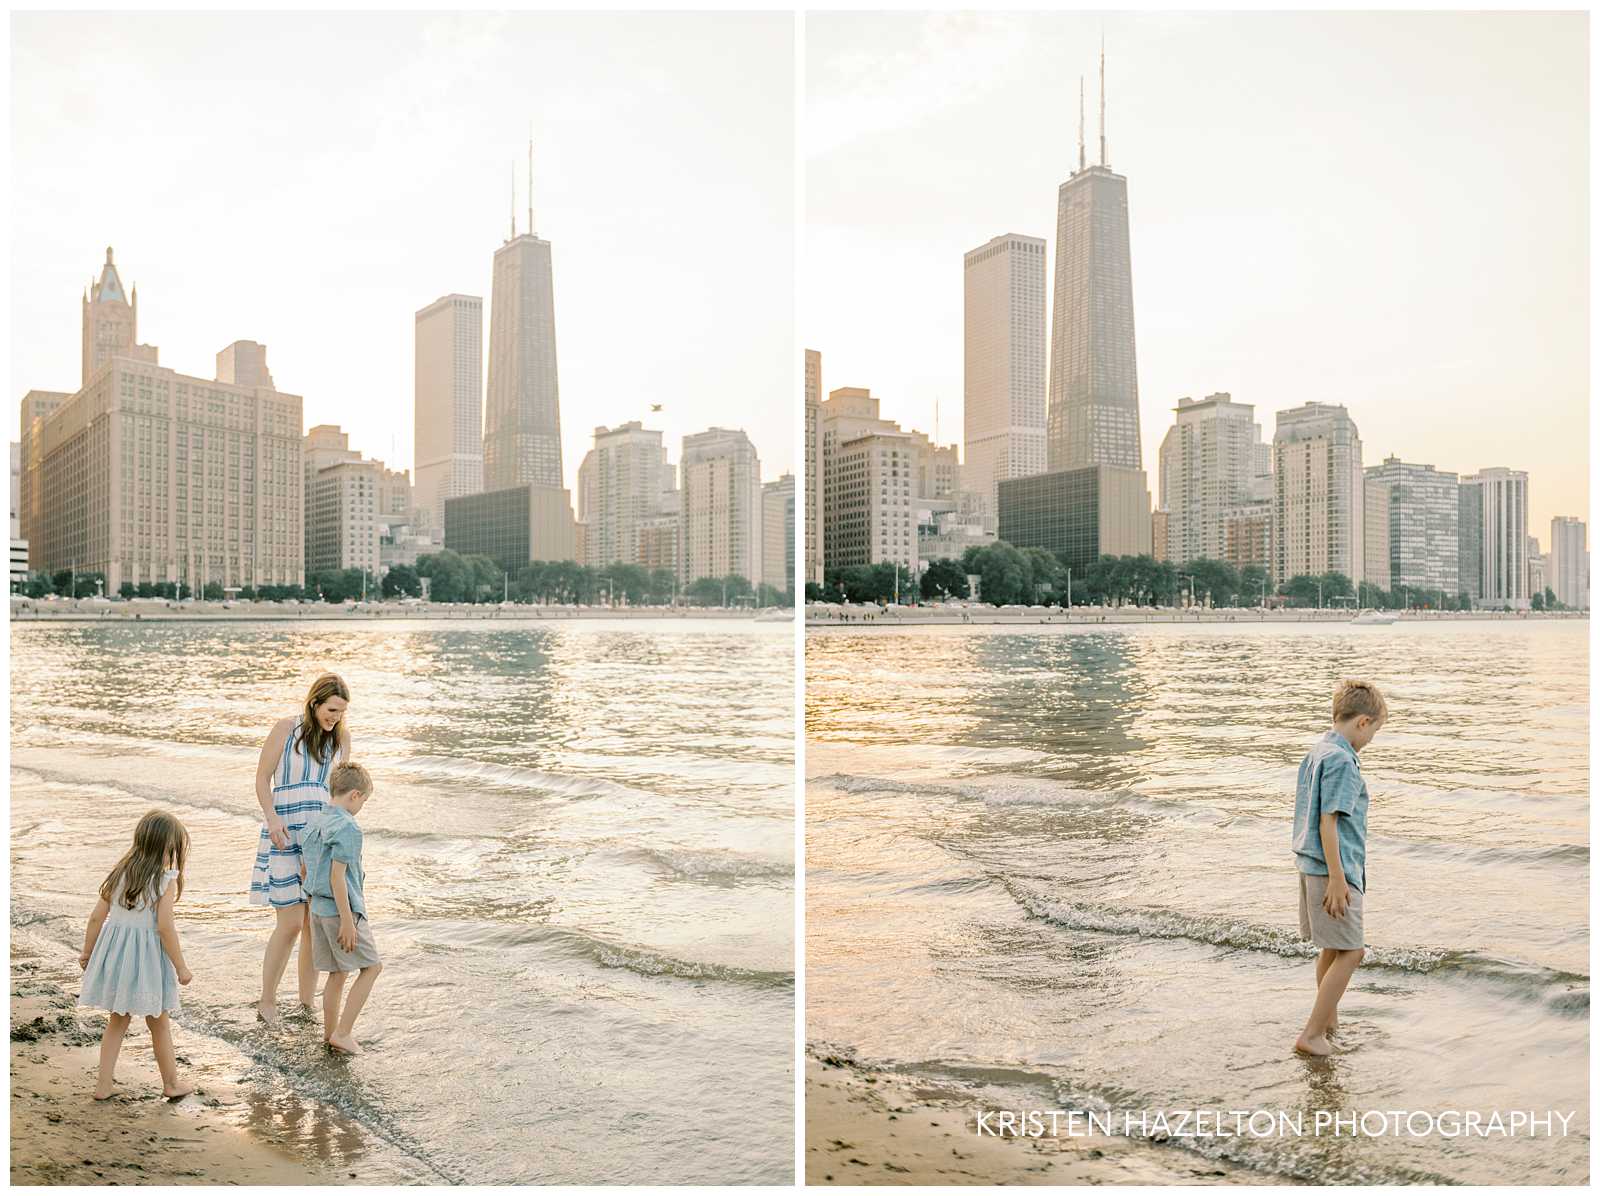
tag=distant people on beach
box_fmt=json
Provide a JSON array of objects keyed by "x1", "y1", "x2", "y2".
[
  {"x1": 1292, "y1": 679, "x2": 1387, "y2": 1057},
  {"x1": 78, "y1": 811, "x2": 194, "y2": 1100},
  {"x1": 250, "y1": 674, "x2": 351, "y2": 1026}
]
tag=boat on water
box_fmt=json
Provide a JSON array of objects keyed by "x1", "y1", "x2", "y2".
[
  {"x1": 753, "y1": 609, "x2": 794, "y2": 623},
  {"x1": 1350, "y1": 609, "x2": 1398, "y2": 625}
]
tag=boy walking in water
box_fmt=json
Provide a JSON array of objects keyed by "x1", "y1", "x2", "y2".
[
  {"x1": 302, "y1": 762, "x2": 383, "y2": 1055},
  {"x1": 1292, "y1": 679, "x2": 1387, "y2": 1056}
]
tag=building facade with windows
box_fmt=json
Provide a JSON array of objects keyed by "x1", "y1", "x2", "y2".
[
  {"x1": 997, "y1": 465, "x2": 1151, "y2": 570},
  {"x1": 1549, "y1": 515, "x2": 1589, "y2": 609},
  {"x1": 1364, "y1": 457, "x2": 1458, "y2": 596},
  {"x1": 443, "y1": 482, "x2": 576, "y2": 573},
  {"x1": 680, "y1": 427, "x2": 763, "y2": 586},
  {"x1": 414, "y1": 294, "x2": 484, "y2": 531},
  {"x1": 964, "y1": 233, "x2": 1047, "y2": 513},
  {"x1": 1271, "y1": 402, "x2": 1364, "y2": 586}
]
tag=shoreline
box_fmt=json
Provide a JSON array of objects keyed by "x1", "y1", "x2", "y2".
[
  {"x1": 11, "y1": 600, "x2": 790, "y2": 624},
  {"x1": 804, "y1": 1051, "x2": 1290, "y2": 1186},
  {"x1": 9, "y1": 939, "x2": 424, "y2": 1186},
  {"x1": 806, "y1": 606, "x2": 1584, "y2": 627}
]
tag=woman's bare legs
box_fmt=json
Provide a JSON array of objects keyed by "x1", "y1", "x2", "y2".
[
  {"x1": 296, "y1": 904, "x2": 317, "y2": 1010},
  {"x1": 259, "y1": 904, "x2": 305, "y2": 1024}
]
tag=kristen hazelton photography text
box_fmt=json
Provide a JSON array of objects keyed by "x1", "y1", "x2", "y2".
[
  {"x1": 803, "y1": 8, "x2": 1586, "y2": 1191},
  {"x1": 10, "y1": 9, "x2": 795, "y2": 1188}
]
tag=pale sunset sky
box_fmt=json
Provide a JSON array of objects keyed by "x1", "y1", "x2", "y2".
[
  {"x1": 805, "y1": 10, "x2": 1588, "y2": 543},
  {"x1": 11, "y1": 11, "x2": 796, "y2": 488}
]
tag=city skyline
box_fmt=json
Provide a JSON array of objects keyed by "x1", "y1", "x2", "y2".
[
  {"x1": 11, "y1": 11, "x2": 796, "y2": 493},
  {"x1": 804, "y1": 10, "x2": 1587, "y2": 537}
]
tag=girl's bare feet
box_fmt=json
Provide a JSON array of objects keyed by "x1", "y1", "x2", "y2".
[
  {"x1": 92, "y1": 1081, "x2": 117, "y2": 1101},
  {"x1": 163, "y1": 1082, "x2": 195, "y2": 1100},
  {"x1": 326, "y1": 1032, "x2": 362, "y2": 1056},
  {"x1": 256, "y1": 1001, "x2": 279, "y2": 1027},
  {"x1": 1294, "y1": 1033, "x2": 1333, "y2": 1056}
]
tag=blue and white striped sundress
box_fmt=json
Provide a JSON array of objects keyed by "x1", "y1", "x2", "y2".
[{"x1": 248, "y1": 724, "x2": 340, "y2": 908}]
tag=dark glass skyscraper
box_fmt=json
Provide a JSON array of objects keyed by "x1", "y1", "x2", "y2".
[{"x1": 1047, "y1": 56, "x2": 1141, "y2": 472}]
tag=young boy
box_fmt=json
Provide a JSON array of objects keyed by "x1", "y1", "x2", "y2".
[
  {"x1": 301, "y1": 761, "x2": 382, "y2": 1055},
  {"x1": 1291, "y1": 679, "x2": 1386, "y2": 1057}
]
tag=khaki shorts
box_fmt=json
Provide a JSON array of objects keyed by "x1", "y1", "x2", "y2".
[
  {"x1": 1297, "y1": 872, "x2": 1365, "y2": 951},
  {"x1": 310, "y1": 914, "x2": 382, "y2": 973}
]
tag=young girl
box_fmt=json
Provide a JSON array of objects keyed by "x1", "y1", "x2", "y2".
[{"x1": 79, "y1": 810, "x2": 194, "y2": 1100}]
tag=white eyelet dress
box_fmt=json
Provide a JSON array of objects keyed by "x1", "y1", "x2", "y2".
[
  {"x1": 248, "y1": 726, "x2": 337, "y2": 908},
  {"x1": 80, "y1": 869, "x2": 181, "y2": 1016}
]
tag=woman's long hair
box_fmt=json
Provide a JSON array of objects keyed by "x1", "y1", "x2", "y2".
[
  {"x1": 296, "y1": 673, "x2": 350, "y2": 765},
  {"x1": 100, "y1": 810, "x2": 190, "y2": 910}
]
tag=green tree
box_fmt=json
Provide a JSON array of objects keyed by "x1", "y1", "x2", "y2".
[
  {"x1": 1022, "y1": 547, "x2": 1061, "y2": 604},
  {"x1": 972, "y1": 542, "x2": 1030, "y2": 606},
  {"x1": 1531, "y1": 590, "x2": 1545, "y2": 611},
  {"x1": 382, "y1": 564, "x2": 422, "y2": 598},
  {"x1": 118, "y1": 581, "x2": 136, "y2": 599},
  {"x1": 417, "y1": 550, "x2": 472, "y2": 603},
  {"x1": 919, "y1": 558, "x2": 969, "y2": 601},
  {"x1": 1177, "y1": 558, "x2": 1242, "y2": 607},
  {"x1": 25, "y1": 574, "x2": 52, "y2": 598}
]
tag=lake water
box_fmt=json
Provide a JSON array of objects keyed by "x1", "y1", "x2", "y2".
[
  {"x1": 806, "y1": 620, "x2": 1588, "y2": 1185},
  {"x1": 11, "y1": 618, "x2": 794, "y2": 1184}
]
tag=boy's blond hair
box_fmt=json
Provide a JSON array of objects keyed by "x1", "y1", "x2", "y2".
[
  {"x1": 1332, "y1": 679, "x2": 1387, "y2": 725},
  {"x1": 329, "y1": 761, "x2": 373, "y2": 798}
]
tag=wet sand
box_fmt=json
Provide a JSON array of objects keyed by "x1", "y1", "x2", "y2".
[
  {"x1": 10, "y1": 950, "x2": 368, "y2": 1186},
  {"x1": 805, "y1": 1053, "x2": 1288, "y2": 1186}
]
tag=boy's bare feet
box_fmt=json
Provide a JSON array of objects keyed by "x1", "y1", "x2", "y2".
[
  {"x1": 326, "y1": 1032, "x2": 362, "y2": 1056},
  {"x1": 163, "y1": 1082, "x2": 195, "y2": 1100},
  {"x1": 92, "y1": 1081, "x2": 117, "y2": 1101},
  {"x1": 256, "y1": 1001, "x2": 279, "y2": 1027},
  {"x1": 1294, "y1": 1033, "x2": 1333, "y2": 1056}
]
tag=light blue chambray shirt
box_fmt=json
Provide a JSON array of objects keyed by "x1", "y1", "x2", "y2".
[
  {"x1": 302, "y1": 805, "x2": 367, "y2": 921},
  {"x1": 1291, "y1": 729, "x2": 1369, "y2": 893}
]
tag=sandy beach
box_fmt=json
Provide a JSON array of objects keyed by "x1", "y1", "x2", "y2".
[
  {"x1": 11, "y1": 597, "x2": 788, "y2": 623},
  {"x1": 806, "y1": 604, "x2": 1582, "y2": 627},
  {"x1": 805, "y1": 1053, "x2": 1287, "y2": 1186},
  {"x1": 9, "y1": 940, "x2": 432, "y2": 1186}
]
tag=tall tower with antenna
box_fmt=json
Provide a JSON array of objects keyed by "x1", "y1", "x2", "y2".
[
  {"x1": 1047, "y1": 38, "x2": 1141, "y2": 472},
  {"x1": 484, "y1": 132, "x2": 564, "y2": 493}
]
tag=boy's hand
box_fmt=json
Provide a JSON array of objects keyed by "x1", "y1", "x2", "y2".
[
  {"x1": 338, "y1": 918, "x2": 357, "y2": 952},
  {"x1": 1323, "y1": 879, "x2": 1350, "y2": 919},
  {"x1": 78, "y1": 954, "x2": 90, "y2": 971},
  {"x1": 299, "y1": 860, "x2": 307, "y2": 883},
  {"x1": 177, "y1": 968, "x2": 193, "y2": 986}
]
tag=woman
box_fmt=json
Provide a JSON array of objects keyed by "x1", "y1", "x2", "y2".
[{"x1": 249, "y1": 673, "x2": 351, "y2": 1025}]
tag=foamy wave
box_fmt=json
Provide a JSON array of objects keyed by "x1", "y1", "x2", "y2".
[
  {"x1": 541, "y1": 928, "x2": 792, "y2": 988},
  {"x1": 1010, "y1": 886, "x2": 1588, "y2": 1011},
  {"x1": 386, "y1": 755, "x2": 653, "y2": 802},
  {"x1": 638, "y1": 847, "x2": 793, "y2": 881}
]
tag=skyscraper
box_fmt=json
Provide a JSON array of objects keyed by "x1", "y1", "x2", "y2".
[
  {"x1": 415, "y1": 294, "x2": 484, "y2": 530},
  {"x1": 1363, "y1": 457, "x2": 1459, "y2": 596},
  {"x1": 484, "y1": 154, "x2": 562, "y2": 493},
  {"x1": 762, "y1": 473, "x2": 795, "y2": 595},
  {"x1": 681, "y1": 428, "x2": 763, "y2": 587},
  {"x1": 1272, "y1": 402, "x2": 1364, "y2": 586},
  {"x1": 804, "y1": 349, "x2": 823, "y2": 585},
  {"x1": 1047, "y1": 55, "x2": 1141, "y2": 472},
  {"x1": 964, "y1": 233, "x2": 1046, "y2": 512},
  {"x1": 1549, "y1": 516, "x2": 1588, "y2": 609},
  {"x1": 581, "y1": 421, "x2": 671, "y2": 569},
  {"x1": 1460, "y1": 467, "x2": 1529, "y2": 609},
  {"x1": 1157, "y1": 393, "x2": 1262, "y2": 566},
  {"x1": 80, "y1": 247, "x2": 157, "y2": 387}
]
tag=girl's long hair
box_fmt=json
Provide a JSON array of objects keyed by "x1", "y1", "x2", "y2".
[
  {"x1": 100, "y1": 810, "x2": 190, "y2": 910},
  {"x1": 296, "y1": 673, "x2": 351, "y2": 765}
]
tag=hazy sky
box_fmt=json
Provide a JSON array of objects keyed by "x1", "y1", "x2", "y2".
[
  {"x1": 805, "y1": 10, "x2": 1588, "y2": 542},
  {"x1": 12, "y1": 11, "x2": 796, "y2": 490}
]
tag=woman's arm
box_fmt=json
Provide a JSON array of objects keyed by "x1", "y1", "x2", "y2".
[
  {"x1": 155, "y1": 886, "x2": 192, "y2": 985},
  {"x1": 79, "y1": 896, "x2": 110, "y2": 969},
  {"x1": 256, "y1": 718, "x2": 294, "y2": 848}
]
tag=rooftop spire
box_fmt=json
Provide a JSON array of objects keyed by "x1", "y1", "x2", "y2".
[
  {"x1": 527, "y1": 124, "x2": 535, "y2": 238},
  {"x1": 1098, "y1": 34, "x2": 1108, "y2": 166},
  {"x1": 509, "y1": 160, "x2": 516, "y2": 241},
  {"x1": 1077, "y1": 76, "x2": 1085, "y2": 172}
]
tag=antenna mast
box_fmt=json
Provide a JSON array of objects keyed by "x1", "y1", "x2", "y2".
[
  {"x1": 1098, "y1": 35, "x2": 1107, "y2": 166},
  {"x1": 1077, "y1": 76, "x2": 1086, "y2": 172},
  {"x1": 527, "y1": 124, "x2": 534, "y2": 237}
]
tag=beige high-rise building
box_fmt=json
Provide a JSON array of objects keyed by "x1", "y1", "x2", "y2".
[
  {"x1": 80, "y1": 247, "x2": 157, "y2": 387},
  {"x1": 681, "y1": 428, "x2": 763, "y2": 587},
  {"x1": 1157, "y1": 393, "x2": 1264, "y2": 567},
  {"x1": 415, "y1": 295, "x2": 484, "y2": 531},
  {"x1": 17, "y1": 389, "x2": 70, "y2": 568},
  {"x1": 1549, "y1": 516, "x2": 1588, "y2": 609},
  {"x1": 1272, "y1": 402, "x2": 1364, "y2": 586},
  {"x1": 964, "y1": 233, "x2": 1047, "y2": 515},
  {"x1": 804, "y1": 349, "x2": 823, "y2": 585},
  {"x1": 1220, "y1": 501, "x2": 1272, "y2": 574},
  {"x1": 28, "y1": 253, "x2": 303, "y2": 593},
  {"x1": 827, "y1": 428, "x2": 918, "y2": 572},
  {"x1": 761, "y1": 473, "x2": 795, "y2": 595},
  {"x1": 303, "y1": 425, "x2": 389, "y2": 579},
  {"x1": 580, "y1": 421, "x2": 671, "y2": 569}
]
